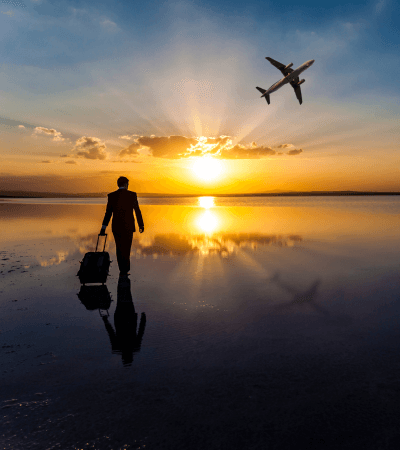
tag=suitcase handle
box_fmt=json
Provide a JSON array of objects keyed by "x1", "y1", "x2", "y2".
[
  {"x1": 95, "y1": 233, "x2": 107, "y2": 252},
  {"x1": 99, "y1": 309, "x2": 109, "y2": 318}
]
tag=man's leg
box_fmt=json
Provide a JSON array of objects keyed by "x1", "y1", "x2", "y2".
[{"x1": 113, "y1": 231, "x2": 134, "y2": 274}]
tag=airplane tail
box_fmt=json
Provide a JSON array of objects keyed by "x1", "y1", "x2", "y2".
[{"x1": 256, "y1": 87, "x2": 270, "y2": 105}]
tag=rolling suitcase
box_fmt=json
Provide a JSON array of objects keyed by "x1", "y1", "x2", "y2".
[{"x1": 77, "y1": 234, "x2": 111, "y2": 285}]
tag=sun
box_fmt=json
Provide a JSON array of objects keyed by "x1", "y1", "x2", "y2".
[{"x1": 191, "y1": 155, "x2": 223, "y2": 182}]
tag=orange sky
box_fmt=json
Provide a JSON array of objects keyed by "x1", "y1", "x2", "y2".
[
  {"x1": 1, "y1": 140, "x2": 400, "y2": 194},
  {"x1": 1, "y1": 88, "x2": 399, "y2": 194}
]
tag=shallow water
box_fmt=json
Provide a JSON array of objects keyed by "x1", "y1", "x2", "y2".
[{"x1": 1, "y1": 197, "x2": 400, "y2": 449}]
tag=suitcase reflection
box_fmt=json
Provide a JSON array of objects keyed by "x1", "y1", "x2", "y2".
[{"x1": 78, "y1": 277, "x2": 146, "y2": 366}]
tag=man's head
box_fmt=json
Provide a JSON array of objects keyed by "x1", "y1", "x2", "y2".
[{"x1": 117, "y1": 176, "x2": 129, "y2": 188}]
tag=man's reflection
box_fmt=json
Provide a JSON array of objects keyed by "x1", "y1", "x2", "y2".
[{"x1": 102, "y1": 276, "x2": 146, "y2": 366}]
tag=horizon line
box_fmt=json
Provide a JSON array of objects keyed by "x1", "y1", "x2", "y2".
[{"x1": 2, "y1": 190, "x2": 400, "y2": 199}]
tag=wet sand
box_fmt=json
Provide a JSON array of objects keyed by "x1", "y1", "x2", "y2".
[{"x1": 1, "y1": 198, "x2": 400, "y2": 449}]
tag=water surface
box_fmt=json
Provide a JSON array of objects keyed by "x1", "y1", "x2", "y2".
[{"x1": 1, "y1": 197, "x2": 400, "y2": 449}]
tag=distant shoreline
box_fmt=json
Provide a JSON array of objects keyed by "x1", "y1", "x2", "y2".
[{"x1": 1, "y1": 191, "x2": 400, "y2": 199}]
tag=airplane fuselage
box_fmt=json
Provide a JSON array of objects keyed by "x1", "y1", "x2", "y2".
[{"x1": 261, "y1": 59, "x2": 314, "y2": 97}]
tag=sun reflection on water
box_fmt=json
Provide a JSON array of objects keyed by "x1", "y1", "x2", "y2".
[
  {"x1": 196, "y1": 210, "x2": 220, "y2": 235},
  {"x1": 198, "y1": 196, "x2": 215, "y2": 209}
]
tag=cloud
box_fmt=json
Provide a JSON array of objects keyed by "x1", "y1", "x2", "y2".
[
  {"x1": 119, "y1": 142, "x2": 141, "y2": 158},
  {"x1": 119, "y1": 135, "x2": 232, "y2": 159},
  {"x1": 136, "y1": 135, "x2": 198, "y2": 158},
  {"x1": 18, "y1": 124, "x2": 25, "y2": 128},
  {"x1": 111, "y1": 160, "x2": 142, "y2": 163},
  {"x1": 201, "y1": 136, "x2": 231, "y2": 154},
  {"x1": 1, "y1": 1, "x2": 26, "y2": 7},
  {"x1": 287, "y1": 149, "x2": 303, "y2": 155},
  {"x1": 128, "y1": 233, "x2": 303, "y2": 258},
  {"x1": 115, "y1": 135, "x2": 302, "y2": 160},
  {"x1": 1, "y1": 10, "x2": 14, "y2": 16},
  {"x1": 73, "y1": 136, "x2": 107, "y2": 160},
  {"x1": 119, "y1": 135, "x2": 138, "y2": 140},
  {"x1": 219, "y1": 144, "x2": 276, "y2": 159},
  {"x1": 34, "y1": 126, "x2": 64, "y2": 141},
  {"x1": 39, "y1": 159, "x2": 79, "y2": 164},
  {"x1": 100, "y1": 19, "x2": 118, "y2": 31},
  {"x1": 375, "y1": 0, "x2": 385, "y2": 14}
]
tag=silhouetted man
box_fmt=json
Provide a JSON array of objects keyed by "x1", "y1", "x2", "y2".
[{"x1": 100, "y1": 176, "x2": 144, "y2": 276}]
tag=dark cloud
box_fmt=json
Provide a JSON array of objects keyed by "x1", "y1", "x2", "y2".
[
  {"x1": 287, "y1": 149, "x2": 303, "y2": 155},
  {"x1": 65, "y1": 160, "x2": 77, "y2": 164},
  {"x1": 125, "y1": 135, "x2": 232, "y2": 159},
  {"x1": 119, "y1": 142, "x2": 141, "y2": 158},
  {"x1": 35, "y1": 126, "x2": 64, "y2": 141},
  {"x1": 111, "y1": 160, "x2": 142, "y2": 163},
  {"x1": 41, "y1": 160, "x2": 53, "y2": 163},
  {"x1": 0, "y1": 174, "x2": 107, "y2": 193},
  {"x1": 114, "y1": 135, "x2": 299, "y2": 160},
  {"x1": 73, "y1": 136, "x2": 107, "y2": 160},
  {"x1": 136, "y1": 135, "x2": 197, "y2": 158},
  {"x1": 0, "y1": 116, "x2": 33, "y2": 129},
  {"x1": 219, "y1": 144, "x2": 275, "y2": 159}
]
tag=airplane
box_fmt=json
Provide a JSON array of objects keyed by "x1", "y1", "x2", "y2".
[{"x1": 256, "y1": 57, "x2": 315, "y2": 105}]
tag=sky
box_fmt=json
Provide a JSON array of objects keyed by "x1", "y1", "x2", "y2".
[{"x1": 0, "y1": 0, "x2": 399, "y2": 194}]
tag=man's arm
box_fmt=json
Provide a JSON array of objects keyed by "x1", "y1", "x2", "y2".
[
  {"x1": 100, "y1": 195, "x2": 113, "y2": 235},
  {"x1": 101, "y1": 316, "x2": 120, "y2": 351},
  {"x1": 134, "y1": 312, "x2": 146, "y2": 351},
  {"x1": 133, "y1": 193, "x2": 144, "y2": 232}
]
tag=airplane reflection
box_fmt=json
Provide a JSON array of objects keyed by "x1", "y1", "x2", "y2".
[
  {"x1": 102, "y1": 276, "x2": 146, "y2": 366},
  {"x1": 269, "y1": 274, "x2": 352, "y2": 325}
]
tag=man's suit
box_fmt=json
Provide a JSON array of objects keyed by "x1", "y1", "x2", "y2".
[{"x1": 102, "y1": 188, "x2": 144, "y2": 274}]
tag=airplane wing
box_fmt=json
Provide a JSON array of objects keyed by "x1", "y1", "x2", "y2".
[
  {"x1": 290, "y1": 79, "x2": 302, "y2": 105},
  {"x1": 266, "y1": 57, "x2": 293, "y2": 76}
]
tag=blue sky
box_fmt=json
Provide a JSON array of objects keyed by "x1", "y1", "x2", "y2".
[
  {"x1": 2, "y1": 1, "x2": 398, "y2": 72},
  {"x1": 0, "y1": 0, "x2": 399, "y2": 192}
]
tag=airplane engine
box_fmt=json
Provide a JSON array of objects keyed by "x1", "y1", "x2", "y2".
[
  {"x1": 298, "y1": 79, "x2": 305, "y2": 86},
  {"x1": 284, "y1": 63, "x2": 293, "y2": 70}
]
